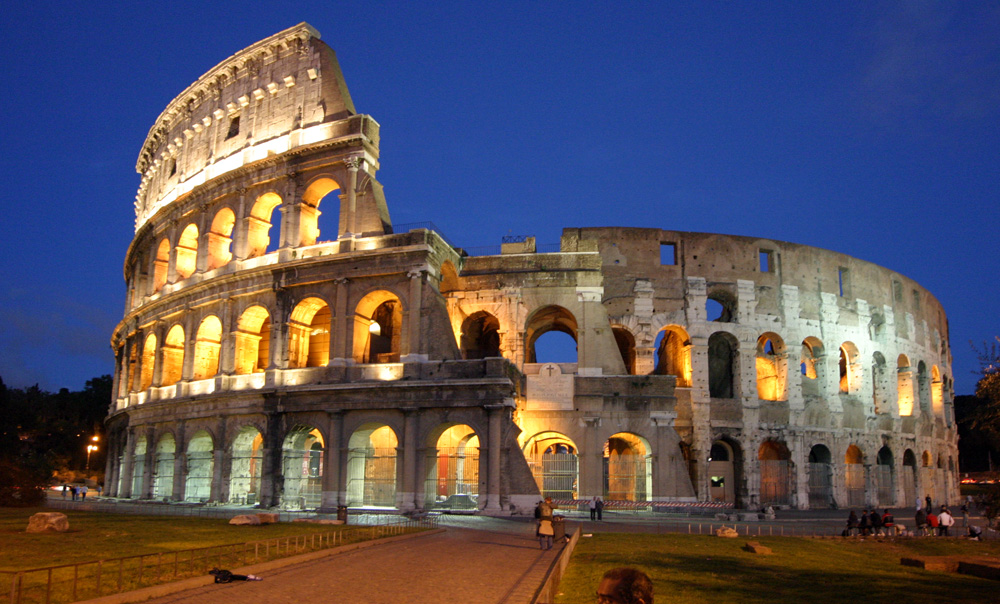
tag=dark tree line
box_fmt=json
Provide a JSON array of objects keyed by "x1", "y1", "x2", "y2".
[{"x1": 0, "y1": 375, "x2": 111, "y2": 505}]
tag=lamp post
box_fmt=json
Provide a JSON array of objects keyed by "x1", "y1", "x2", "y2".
[{"x1": 86, "y1": 436, "x2": 99, "y2": 471}]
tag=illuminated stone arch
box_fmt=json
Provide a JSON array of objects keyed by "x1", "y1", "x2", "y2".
[
  {"x1": 130, "y1": 435, "x2": 148, "y2": 498},
  {"x1": 844, "y1": 444, "x2": 866, "y2": 507},
  {"x1": 612, "y1": 325, "x2": 636, "y2": 375},
  {"x1": 461, "y1": 311, "x2": 501, "y2": 360},
  {"x1": 152, "y1": 432, "x2": 176, "y2": 499},
  {"x1": 902, "y1": 449, "x2": 918, "y2": 507},
  {"x1": 346, "y1": 423, "x2": 398, "y2": 507},
  {"x1": 654, "y1": 325, "x2": 691, "y2": 386},
  {"x1": 897, "y1": 354, "x2": 914, "y2": 416},
  {"x1": 152, "y1": 238, "x2": 170, "y2": 292},
  {"x1": 246, "y1": 192, "x2": 282, "y2": 258},
  {"x1": 206, "y1": 207, "x2": 235, "y2": 270},
  {"x1": 931, "y1": 365, "x2": 944, "y2": 418},
  {"x1": 604, "y1": 432, "x2": 651, "y2": 502},
  {"x1": 234, "y1": 305, "x2": 271, "y2": 374},
  {"x1": 758, "y1": 440, "x2": 792, "y2": 506},
  {"x1": 917, "y1": 361, "x2": 931, "y2": 414},
  {"x1": 838, "y1": 342, "x2": 860, "y2": 394},
  {"x1": 708, "y1": 438, "x2": 743, "y2": 505},
  {"x1": 523, "y1": 431, "x2": 579, "y2": 500},
  {"x1": 875, "y1": 445, "x2": 895, "y2": 507},
  {"x1": 755, "y1": 332, "x2": 787, "y2": 401},
  {"x1": 708, "y1": 331, "x2": 739, "y2": 399},
  {"x1": 299, "y1": 177, "x2": 341, "y2": 246},
  {"x1": 192, "y1": 315, "x2": 222, "y2": 380},
  {"x1": 174, "y1": 223, "x2": 199, "y2": 280},
  {"x1": 288, "y1": 297, "x2": 331, "y2": 368},
  {"x1": 807, "y1": 444, "x2": 833, "y2": 508},
  {"x1": 161, "y1": 324, "x2": 185, "y2": 386},
  {"x1": 525, "y1": 305, "x2": 578, "y2": 364},
  {"x1": 282, "y1": 425, "x2": 325, "y2": 510},
  {"x1": 139, "y1": 333, "x2": 157, "y2": 391},
  {"x1": 353, "y1": 290, "x2": 403, "y2": 364},
  {"x1": 184, "y1": 430, "x2": 214, "y2": 502},
  {"x1": 229, "y1": 425, "x2": 263, "y2": 505},
  {"x1": 800, "y1": 336, "x2": 825, "y2": 396},
  {"x1": 425, "y1": 423, "x2": 481, "y2": 509}
]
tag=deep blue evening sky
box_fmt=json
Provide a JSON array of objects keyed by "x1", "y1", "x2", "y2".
[{"x1": 1, "y1": 2, "x2": 997, "y2": 395}]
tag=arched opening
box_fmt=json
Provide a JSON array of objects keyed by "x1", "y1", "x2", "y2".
[
  {"x1": 755, "y1": 333, "x2": 786, "y2": 401},
  {"x1": 152, "y1": 433, "x2": 175, "y2": 500},
  {"x1": 613, "y1": 327, "x2": 636, "y2": 375},
  {"x1": 460, "y1": 311, "x2": 501, "y2": 360},
  {"x1": 708, "y1": 440, "x2": 741, "y2": 504},
  {"x1": 758, "y1": 440, "x2": 791, "y2": 506},
  {"x1": 807, "y1": 444, "x2": 833, "y2": 509},
  {"x1": 708, "y1": 332, "x2": 738, "y2": 399},
  {"x1": 229, "y1": 426, "x2": 263, "y2": 505},
  {"x1": 523, "y1": 432, "x2": 579, "y2": 500},
  {"x1": 902, "y1": 449, "x2": 917, "y2": 507},
  {"x1": 876, "y1": 446, "x2": 894, "y2": 507},
  {"x1": 300, "y1": 177, "x2": 341, "y2": 245},
  {"x1": 288, "y1": 297, "x2": 331, "y2": 368},
  {"x1": 347, "y1": 424, "x2": 397, "y2": 508},
  {"x1": 872, "y1": 352, "x2": 888, "y2": 413},
  {"x1": 234, "y1": 306, "x2": 271, "y2": 374},
  {"x1": 206, "y1": 208, "x2": 235, "y2": 270},
  {"x1": 246, "y1": 192, "x2": 282, "y2": 258},
  {"x1": 161, "y1": 325, "x2": 185, "y2": 387},
  {"x1": 153, "y1": 238, "x2": 170, "y2": 292},
  {"x1": 426, "y1": 424, "x2": 480, "y2": 510},
  {"x1": 897, "y1": 354, "x2": 914, "y2": 416},
  {"x1": 800, "y1": 337, "x2": 824, "y2": 396},
  {"x1": 130, "y1": 436, "x2": 147, "y2": 499},
  {"x1": 184, "y1": 430, "x2": 214, "y2": 502},
  {"x1": 654, "y1": 325, "x2": 691, "y2": 386},
  {"x1": 192, "y1": 316, "x2": 222, "y2": 380},
  {"x1": 281, "y1": 426, "x2": 324, "y2": 510},
  {"x1": 706, "y1": 289, "x2": 736, "y2": 322},
  {"x1": 525, "y1": 305, "x2": 578, "y2": 364},
  {"x1": 604, "y1": 433, "x2": 651, "y2": 502},
  {"x1": 174, "y1": 223, "x2": 199, "y2": 281},
  {"x1": 917, "y1": 361, "x2": 931, "y2": 414},
  {"x1": 931, "y1": 365, "x2": 944, "y2": 417},
  {"x1": 354, "y1": 291, "x2": 403, "y2": 364},
  {"x1": 845, "y1": 444, "x2": 865, "y2": 508},
  {"x1": 139, "y1": 333, "x2": 156, "y2": 390},
  {"x1": 839, "y1": 342, "x2": 859, "y2": 394}
]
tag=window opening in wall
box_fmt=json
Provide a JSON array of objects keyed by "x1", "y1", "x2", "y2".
[
  {"x1": 893, "y1": 280, "x2": 903, "y2": 302},
  {"x1": 166, "y1": 158, "x2": 176, "y2": 177},
  {"x1": 912, "y1": 289, "x2": 921, "y2": 310},
  {"x1": 706, "y1": 291, "x2": 735, "y2": 322},
  {"x1": 660, "y1": 242, "x2": 676, "y2": 266},
  {"x1": 226, "y1": 115, "x2": 240, "y2": 140},
  {"x1": 759, "y1": 250, "x2": 773, "y2": 273},
  {"x1": 301, "y1": 178, "x2": 341, "y2": 245},
  {"x1": 533, "y1": 331, "x2": 577, "y2": 363},
  {"x1": 838, "y1": 346, "x2": 849, "y2": 393},
  {"x1": 838, "y1": 267, "x2": 849, "y2": 297}
]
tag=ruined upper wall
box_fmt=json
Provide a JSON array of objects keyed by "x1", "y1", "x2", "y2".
[{"x1": 132, "y1": 23, "x2": 360, "y2": 232}]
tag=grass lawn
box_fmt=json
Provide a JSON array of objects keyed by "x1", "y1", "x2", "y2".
[
  {"x1": 0, "y1": 507, "x2": 352, "y2": 571},
  {"x1": 555, "y1": 533, "x2": 1000, "y2": 604}
]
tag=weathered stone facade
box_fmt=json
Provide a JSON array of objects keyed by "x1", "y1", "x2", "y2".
[{"x1": 106, "y1": 24, "x2": 958, "y2": 514}]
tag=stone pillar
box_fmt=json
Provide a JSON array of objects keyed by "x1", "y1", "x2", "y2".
[
  {"x1": 260, "y1": 413, "x2": 284, "y2": 508},
  {"x1": 172, "y1": 422, "x2": 187, "y2": 502},
  {"x1": 580, "y1": 417, "x2": 602, "y2": 499},
  {"x1": 332, "y1": 278, "x2": 351, "y2": 362},
  {"x1": 398, "y1": 408, "x2": 419, "y2": 512},
  {"x1": 342, "y1": 157, "x2": 359, "y2": 239},
  {"x1": 120, "y1": 429, "x2": 136, "y2": 498},
  {"x1": 320, "y1": 411, "x2": 343, "y2": 511},
  {"x1": 104, "y1": 433, "x2": 119, "y2": 497},
  {"x1": 141, "y1": 426, "x2": 155, "y2": 499},
  {"x1": 483, "y1": 404, "x2": 503, "y2": 512},
  {"x1": 402, "y1": 270, "x2": 425, "y2": 361},
  {"x1": 211, "y1": 418, "x2": 227, "y2": 502}
]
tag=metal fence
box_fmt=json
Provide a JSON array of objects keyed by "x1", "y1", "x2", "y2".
[{"x1": 1, "y1": 519, "x2": 433, "y2": 604}]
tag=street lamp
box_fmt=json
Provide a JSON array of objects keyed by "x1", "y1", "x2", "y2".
[{"x1": 86, "y1": 436, "x2": 99, "y2": 471}]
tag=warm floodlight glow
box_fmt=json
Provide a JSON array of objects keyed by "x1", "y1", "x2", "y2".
[{"x1": 369, "y1": 321, "x2": 381, "y2": 335}]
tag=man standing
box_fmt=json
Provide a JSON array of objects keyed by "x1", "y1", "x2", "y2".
[
  {"x1": 597, "y1": 567, "x2": 653, "y2": 604},
  {"x1": 590, "y1": 496, "x2": 598, "y2": 521},
  {"x1": 938, "y1": 506, "x2": 955, "y2": 536},
  {"x1": 596, "y1": 496, "x2": 604, "y2": 521},
  {"x1": 535, "y1": 497, "x2": 554, "y2": 550}
]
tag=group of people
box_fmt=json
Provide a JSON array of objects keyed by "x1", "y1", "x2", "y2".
[
  {"x1": 61, "y1": 484, "x2": 90, "y2": 501},
  {"x1": 914, "y1": 505, "x2": 957, "y2": 536},
  {"x1": 845, "y1": 508, "x2": 895, "y2": 536}
]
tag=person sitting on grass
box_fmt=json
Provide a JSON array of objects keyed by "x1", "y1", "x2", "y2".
[
  {"x1": 882, "y1": 509, "x2": 895, "y2": 535},
  {"x1": 915, "y1": 508, "x2": 927, "y2": 535},
  {"x1": 858, "y1": 509, "x2": 871, "y2": 536},
  {"x1": 869, "y1": 509, "x2": 883, "y2": 536},
  {"x1": 597, "y1": 567, "x2": 653, "y2": 604}
]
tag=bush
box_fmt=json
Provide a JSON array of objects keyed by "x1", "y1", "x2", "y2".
[{"x1": 0, "y1": 459, "x2": 50, "y2": 507}]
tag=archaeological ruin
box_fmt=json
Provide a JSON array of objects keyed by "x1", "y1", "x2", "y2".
[{"x1": 104, "y1": 23, "x2": 959, "y2": 514}]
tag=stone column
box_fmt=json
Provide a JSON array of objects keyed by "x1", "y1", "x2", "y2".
[
  {"x1": 332, "y1": 278, "x2": 351, "y2": 362},
  {"x1": 483, "y1": 404, "x2": 503, "y2": 512},
  {"x1": 104, "y1": 432, "x2": 119, "y2": 497},
  {"x1": 211, "y1": 418, "x2": 227, "y2": 502},
  {"x1": 342, "y1": 157, "x2": 359, "y2": 239},
  {"x1": 172, "y1": 421, "x2": 187, "y2": 502},
  {"x1": 260, "y1": 413, "x2": 284, "y2": 508},
  {"x1": 141, "y1": 426, "x2": 155, "y2": 499},
  {"x1": 398, "y1": 408, "x2": 419, "y2": 512},
  {"x1": 580, "y1": 416, "x2": 602, "y2": 499},
  {"x1": 402, "y1": 270, "x2": 425, "y2": 361},
  {"x1": 320, "y1": 411, "x2": 343, "y2": 511}
]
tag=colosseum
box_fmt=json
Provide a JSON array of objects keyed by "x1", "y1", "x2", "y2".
[{"x1": 104, "y1": 23, "x2": 959, "y2": 514}]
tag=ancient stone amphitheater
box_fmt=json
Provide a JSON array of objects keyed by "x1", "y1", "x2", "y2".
[{"x1": 105, "y1": 23, "x2": 959, "y2": 513}]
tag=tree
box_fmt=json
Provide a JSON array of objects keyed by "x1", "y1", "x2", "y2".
[{"x1": 967, "y1": 337, "x2": 1000, "y2": 442}]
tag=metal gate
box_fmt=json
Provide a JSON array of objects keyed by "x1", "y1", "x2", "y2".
[
  {"x1": 184, "y1": 450, "x2": 213, "y2": 502},
  {"x1": 153, "y1": 453, "x2": 174, "y2": 499},
  {"x1": 807, "y1": 462, "x2": 832, "y2": 508},
  {"x1": 527, "y1": 452, "x2": 577, "y2": 499},
  {"x1": 902, "y1": 466, "x2": 916, "y2": 507},
  {"x1": 876, "y1": 464, "x2": 894, "y2": 506},
  {"x1": 760, "y1": 460, "x2": 791, "y2": 506},
  {"x1": 130, "y1": 454, "x2": 146, "y2": 498},
  {"x1": 347, "y1": 447, "x2": 397, "y2": 507},
  {"x1": 845, "y1": 464, "x2": 865, "y2": 508},
  {"x1": 604, "y1": 452, "x2": 647, "y2": 501},
  {"x1": 435, "y1": 447, "x2": 480, "y2": 497}
]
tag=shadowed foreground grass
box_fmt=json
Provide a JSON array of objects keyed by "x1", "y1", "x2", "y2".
[{"x1": 555, "y1": 533, "x2": 1000, "y2": 604}]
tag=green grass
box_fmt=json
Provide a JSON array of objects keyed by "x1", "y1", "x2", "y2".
[{"x1": 555, "y1": 533, "x2": 1000, "y2": 604}]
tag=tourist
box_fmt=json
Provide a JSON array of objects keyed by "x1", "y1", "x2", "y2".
[
  {"x1": 925, "y1": 494, "x2": 932, "y2": 512},
  {"x1": 915, "y1": 496, "x2": 922, "y2": 512},
  {"x1": 960, "y1": 502, "x2": 969, "y2": 527},
  {"x1": 938, "y1": 507, "x2": 954, "y2": 536},
  {"x1": 597, "y1": 567, "x2": 653, "y2": 604},
  {"x1": 846, "y1": 510, "x2": 860, "y2": 536},
  {"x1": 596, "y1": 496, "x2": 604, "y2": 521},
  {"x1": 590, "y1": 496, "x2": 599, "y2": 521},
  {"x1": 61, "y1": 484, "x2": 68, "y2": 499},
  {"x1": 869, "y1": 509, "x2": 883, "y2": 536},
  {"x1": 858, "y1": 509, "x2": 871, "y2": 536},
  {"x1": 535, "y1": 497, "x2": 554, "y2": 550},
  {"x1": 71, "y1": 485, "x2": 78, "y2": 501},
  {"x1": 80, "y1": 484, "x2": 88, "y2": 501},
  {"x1": 882, "y1": 509, "x2": 895, "y2": 536},
  {"x1": 209, "y1": 568, "x2": 262, "y2": 582},
  {"x1": 914, "y1": 508, "x2": 928, "y2": 535},
  {"x1": 926, "y1": 509, "x2": 939, "y2": 536},
  {"x1": 968, "y1": 525, "x2": 983, "y2": 541}
]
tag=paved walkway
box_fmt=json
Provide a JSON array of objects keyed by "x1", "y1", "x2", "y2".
[{"x1": 139, "y1": 522, "x2": 565, "y2": 604}]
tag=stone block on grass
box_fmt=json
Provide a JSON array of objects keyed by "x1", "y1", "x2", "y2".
[
  {"x1": 256, "y1": 513, "x2": 279, "y2": 524},
  {"x1": 716, "y1": 527, "x2": 738, "y2": 538},
  {"x1": 229, "y1": 514, "x2": 262, "y2": 525},
  {"x1": 743, "y1": 541, "x2": 772, "y2": 554},
  {"x1": 27, "y1": 512, "x2": 69, "y2": 533}
]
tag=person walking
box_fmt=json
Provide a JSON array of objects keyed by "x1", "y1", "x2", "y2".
[
  {"x1": 925, "y1": 494, "x2": 933, "y2": 512},
  {"x1": 938, "y1": 506, "x2": 955, "y2": 536},
  {"x1": 926, "y1": 509, "x2": 939, "y2": 536},
  {"x1": 71, "y1": 485, "x2": 78, "y2": 501},
  {"x1": 535, "y1": 497, "x2": 555, "y2": 550},
  {"x1": 590, "y1": 497, "x2": 598, "y2": 521},
  {"x1": 915, "y1": 508, "x2": 928, "y2": 536},
  {"x1": 882, "y1": 509, "x2": 895, "y2": 536},
  {"x1": 960, "y1": 502, "x2": 969, "y2": 527},
  {"x1": 846, "y1": 510, "x2": 860, "y2": 536},
  {"x1": 80, "y1": 484, "x2": 88, "y2": 501},
  {"x1": 61, "y1": 484, "x2": 68, "y2": 499}
]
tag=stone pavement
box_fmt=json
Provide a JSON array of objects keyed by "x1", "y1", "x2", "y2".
[{"x1": 137, "y1": 522, "x2": 565, "y2": 604}]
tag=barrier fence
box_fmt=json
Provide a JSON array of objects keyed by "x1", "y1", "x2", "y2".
[{"x1": 1, "y1": 519, "x2": 433, "y2": 604}]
